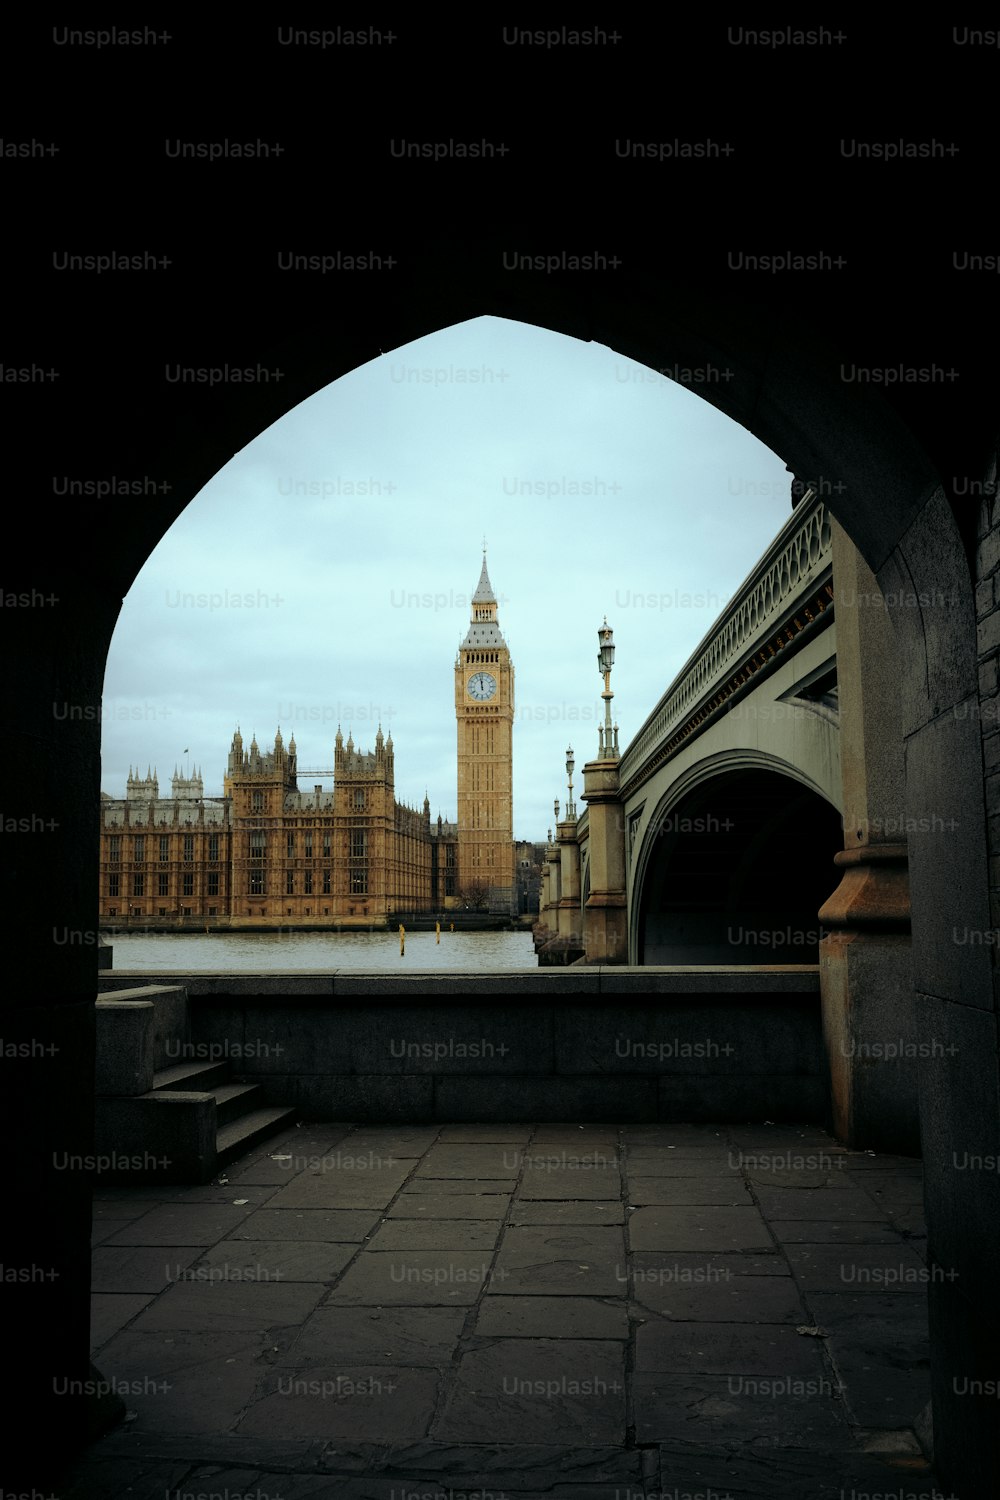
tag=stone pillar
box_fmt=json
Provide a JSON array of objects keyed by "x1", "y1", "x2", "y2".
[
  {"x1": 532, "y1": 842, "x2": 559, "y2": 956},
  {"x1": 537, "y1": 862, "x2": 550, "y2": 929},
  {"x1": 581, "y1": 758, "x2": 628, "y2": 963},
  {"x1": 555, "y1": 819, "x2": 584, "y2": 958},
  {"x1": 536, "y1": 838, "x2": 583, "y2": 965},
  {"x1": 819, "y1": 519, "x2": 917, "y2": 1152}
]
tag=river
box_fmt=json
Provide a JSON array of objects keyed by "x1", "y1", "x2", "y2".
[{"x1": 108, "y1": 928, "x2": 537, "y2": 972}]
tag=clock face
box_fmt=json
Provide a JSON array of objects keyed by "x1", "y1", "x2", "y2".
[{"x1": 468, "y1": 671, "x2": 497, "y2": 701}]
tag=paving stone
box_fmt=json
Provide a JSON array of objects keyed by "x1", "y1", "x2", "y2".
[
  {"x1": 265, "y1": 1161, "x2": 416, "y2": 1211},
  {"x1": 72, "y1": 1422, "x2": 321, "y2": 1472},
  {"x1": 655, "y1": 1441, "x2": 942, "y2": 1500},
  {"x1": 623, "y1": 1149, "x2": 740, "y2": 1176},
  {"x1": 90, "y1": 1292, "x2": 156, "y2": 1350},
  {"x1": 636, "y1": 1319, "x2": 830, "y2": 1376},
  {"x1": 316, "y1": 1439, "x2": 643, "y2": 1486},
  {"x1": 622, "y1": 1125, "x2": 728, "y2": 1146},
  {"x1": 630, "y1": 1252, "x2": 790, "y2": 1283},
  {"x1": 769, "y1": 1218, "x2": 900, "y2": 1244},
  {"x1": 509, "y1": 1199, "x2": 625, "y2": 1225},
  {"x1": 99, "y1": 1337, "x2": 264, "y2": 1434},
  {"x1": 196, "y1": 1239, "x2": 358, "y2": 1282},
  {"x1": 742, "y1": 1163, "x2": 858, "y2": 1190},
  {"x1": 239, "y1": 1365, "x2": 439, "y2": 1440},
  {"x1": 60, "y1": 1458, "x2": 193, "y2": 1500},
  {"x1": 433, "y1": 1338, "x2": 626, "y2": 1444},
  {"x1": 632, "y1": 1372, "x2": 852, "y2": 1446},
  {"x1": 289, "y1": 1305, "x2": 467, "y2": 1365},
  {"x1": 94, "y1": 1324, "x2": 277, "y2": 1377},
  {"x1": 233, "y1": 1208, "x2": 380, "y2": 1241},
  {"x1": 493, "y1": 1226, "x2": 627, "y2": 1296},
  {"x1": 414, "y1": 1143, "x2": 522, "y2": 1178},
  {"x1": 784, "y1": 1242, "x2": 930, "y2": 1292},
  {"x1": 752, "y1": 1187, "x2": 893, "y2": 1221},
  {"x1": 727, "y1": 1125, "x2": 838, "y2": 1148},
  {"x1": 161, "y1": 1184, "x2": 280, "y2": 1205},
  {"x1": 386, "y1": 1194, "x2": 508, "y2": 1220},
  {"x1": 628, "y1": 1176, "x2": 753, "y2": 1205},
  {"x1": 629, "y1": 1205, "x2": 771, "y2": 1252},
  {"x1": 437, "y1": 1124, "x2": 532, "y2": 1143},
  {"x1": 327, "y1": 1252, "x2": 499, "y2": 1305},
  {"x1": 126, "y1": 1277, "x2": 325, "y2": 1332},
  {"x1": 336, "y1": 1128, "x2": 441, "y2": 1156},
  {"x1": 223, "y1": 1152, "x2": 337, "y2": 1185},
  {"x1": 402, "y1": 1176, "x2": 515, "y2": 1195},
  {"x1": 530, "y1": 1126, "x2": 622, "y2": 1144},
  {"x1": 629, "y1": 1273, "x2": 806, "y2": 1324},
  {"x1": 92, "y1": 1245, "x2": 200, "y2": 1294},
  {"x1": 522, "y1": 1144, "x2": 622, "y2": 1168},
  {"x1": 367, "y1": 1218, "x2": 501, "y2": 1251},
  {"x1": 519, "y1": 1166, "x2": 623, "y2": 1200},
  {"x1": 839, "y1": 1153, "x2": 923, "y2": 1172},
  {"x1": 727, "y1": 1146, "x2": 856, "y2": 1187},
  {"x1": 475, "y1": 1295, "x2": 629, "y2": 1339},
  {"x1": 103, "y1": 1202, "x2": 257, "y2": 1246},
  {"x1": 806, "y1": 1291, "x2": 931, "y2": 1429},
  {"x1": 857, "y1": 1172, "x2": 927, "y2": 1206}
]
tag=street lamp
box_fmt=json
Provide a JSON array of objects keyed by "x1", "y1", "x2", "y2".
[
  {"x1": 565, "y1": 744, "x2": 576, "y2": 820},
  {"x1": 554, "y1": 798, "x2": 560, "y2": 827},
  {"x1": 597, "y1": 616, "x2": 619, "y2": 759}
]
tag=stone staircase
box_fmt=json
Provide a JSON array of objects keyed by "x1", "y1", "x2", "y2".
[{"x1": 95, "y1": 985, "x2": 294, "y2": 1183}]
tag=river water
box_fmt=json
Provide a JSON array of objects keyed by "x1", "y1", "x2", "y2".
[{"x1": 109, "y1": 929, "x2": 537, "y2": 972}]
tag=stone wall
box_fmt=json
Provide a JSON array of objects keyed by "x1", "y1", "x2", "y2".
[{"x1": 99, "y1": 969, "x2": 826, "y2": 1124}]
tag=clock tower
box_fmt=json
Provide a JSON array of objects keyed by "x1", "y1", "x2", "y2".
[{"x1": 455, "y1": 551, "x2": 515, "y2": 910}]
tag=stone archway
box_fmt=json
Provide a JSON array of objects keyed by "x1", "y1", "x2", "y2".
[{"x1": 9, "y1": 254, "x2": 997, "y2": 1489}]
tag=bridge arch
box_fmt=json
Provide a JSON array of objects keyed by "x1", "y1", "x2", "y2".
[{"x1": 631, "y1": 755, "x2": 843, "y2": 966}]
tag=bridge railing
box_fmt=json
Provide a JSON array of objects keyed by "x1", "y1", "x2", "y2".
[{"x1": 618, "y1": 492, "x2": 833, "y2": 788}]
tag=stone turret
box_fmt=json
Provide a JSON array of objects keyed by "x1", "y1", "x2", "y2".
[{"x1": 126, "y1": 765, "x2": 159, "y2": 800}]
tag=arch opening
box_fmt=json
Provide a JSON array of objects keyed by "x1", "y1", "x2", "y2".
[{"x1": 637, "y1": 769, "x2": 844, "y2": 966}]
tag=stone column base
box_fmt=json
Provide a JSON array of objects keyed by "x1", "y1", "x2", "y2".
[
  {"x1": 537, "y1": 933, "x2": 586, "y2": 966},
  {"x1": 819, "y1": 843, "x2": 916, "y2": 1152},
  {"x1": 582, "y1": 899, "x2": 628, "y2": 964}
]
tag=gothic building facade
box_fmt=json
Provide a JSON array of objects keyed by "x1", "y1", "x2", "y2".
[{"x1": 99, "y1": 556, "x2": 517, "y2": 927}]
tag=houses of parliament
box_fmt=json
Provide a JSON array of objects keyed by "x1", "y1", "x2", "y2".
[{"x1": 99, "y1": 557, "x2": 520, "y2": 927}]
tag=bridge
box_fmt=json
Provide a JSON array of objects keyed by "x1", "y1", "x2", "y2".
[{"x1": 534, "y1": 488, "x2": 913, "y2": 1150}]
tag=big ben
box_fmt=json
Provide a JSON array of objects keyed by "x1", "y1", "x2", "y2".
[{"x1": 455, "y1": 550, "x2": 515, "y2": 910}]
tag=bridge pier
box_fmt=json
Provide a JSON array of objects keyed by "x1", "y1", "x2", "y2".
[
  {"x1": 535, "y1": 835, "x2": 577, "y2": 964},
  {"x1": 552, "y1": 817, "x2": 586, "y2": 963},
  {"x1": 819, "y1": 521, "x2": 917, "y2": 1152},
  {"x1": 580, "y1": 757, "x2": 628, "y2": 963}
]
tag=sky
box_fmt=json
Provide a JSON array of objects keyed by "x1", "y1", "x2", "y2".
[{"x1": 101, "y1": 315, "x2": 792, "y2": 839}]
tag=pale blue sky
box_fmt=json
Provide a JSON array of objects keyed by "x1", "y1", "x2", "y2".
[{"x1": 101, "y1": 315, "x2": 791, "y2": 838}]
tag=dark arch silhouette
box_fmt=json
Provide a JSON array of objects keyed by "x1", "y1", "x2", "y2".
[{"x1": 8, "y1": 249, "x2": 997, "y2": 1490}]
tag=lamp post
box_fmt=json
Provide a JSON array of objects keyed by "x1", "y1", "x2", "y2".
[
  {"x1": 565, "y1": 745, "x2": 576, "y2": 820},
  {"x1": 597, "y1": 617, "x2": 619, "y2": 759},
  {"x1": 553, "y1": 798, "x2": 560, "y2": 829}
]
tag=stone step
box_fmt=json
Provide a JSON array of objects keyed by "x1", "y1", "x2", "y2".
[
  {"x1": 216, "y1": 1106, "x2": 297, "y2": 1169},
  {"x1": 153, "y1": 1060, "x2": 230, "y2": 1093},
  {"x1": 213, "y1": 1081, "x2": 263, "y2": 1127}
]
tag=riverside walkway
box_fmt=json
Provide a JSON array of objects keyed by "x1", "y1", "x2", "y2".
[{"x1": 64, "y1": 1120, "x2": 937, "y2": 1499}]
